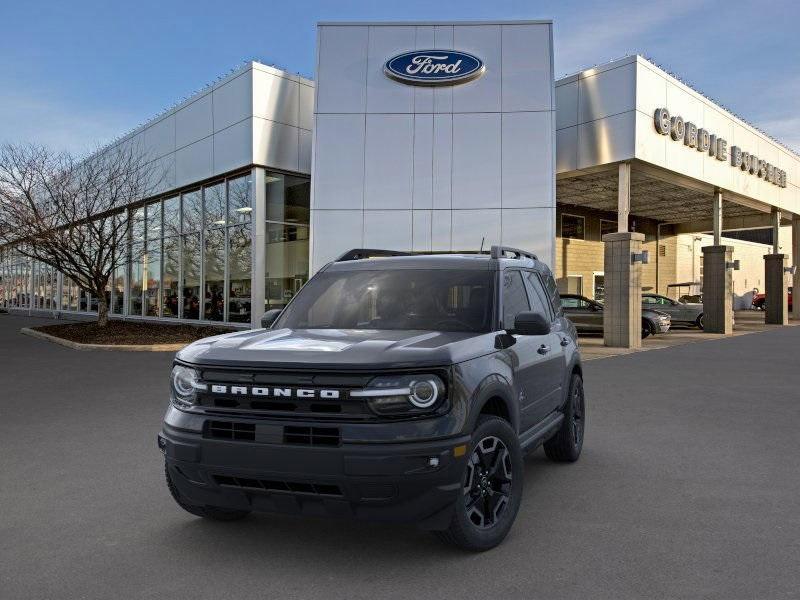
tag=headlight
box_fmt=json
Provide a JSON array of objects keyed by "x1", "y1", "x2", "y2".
[
  {"x1": 170, "y1": 365, "x2": 205, "y2": 409},
  {"x1": 351, "y1": 373, "x2": 447, "y2": 416}
]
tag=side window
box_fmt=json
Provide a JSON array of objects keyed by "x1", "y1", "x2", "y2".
[
  {"x1": 502, "y1": 271, "x2": 530, "y2": 330},
  {"x1": 523, "y1": 271, "x2": 553, "y2": 319}
]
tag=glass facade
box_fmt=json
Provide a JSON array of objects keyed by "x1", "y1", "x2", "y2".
[
  {"x1": 265, "y1": 174, "x2": 310, "y2": 311},
  {"x1": 0, "y1": 169, "x2": 310, "y2": 325}
]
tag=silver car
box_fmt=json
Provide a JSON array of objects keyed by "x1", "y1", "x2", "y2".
[
  {"x1": 560, "y1": 294, "x2": 670, "y2": 339},
  {"x1": 642, "y1": 293, "x2": 704, "y2": 329}
]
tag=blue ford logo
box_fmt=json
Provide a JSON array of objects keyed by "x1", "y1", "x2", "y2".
[{"x1": 384, "y1": 50, "x2": 485, "y2": 86}]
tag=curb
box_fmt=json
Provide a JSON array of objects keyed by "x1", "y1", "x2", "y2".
[{"x1": 20, "y1": 327, "x2": 188, "y2": 352}]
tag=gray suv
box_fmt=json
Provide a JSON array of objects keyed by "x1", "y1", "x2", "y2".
[
  {"x1": 642, "y1": 293, "x2": 704, "y2": 329},
  {"x1": 159, "y1": 246, "x2": 584, "y2": 551}
]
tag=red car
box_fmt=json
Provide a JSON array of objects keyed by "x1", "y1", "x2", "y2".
[{"x1": 752, "y1": 287, "x2": 793, "y2": 311}]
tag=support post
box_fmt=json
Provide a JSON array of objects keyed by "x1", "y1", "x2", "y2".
[
  {"x1": 772, "y1": 208, "x2": 781, "y2": 254},
  {"x1": 251, "y1": 167, "x2": 267, "y2": 329},
  {"x1": 617, "y1": 163, "x2": 631, "y2": 233},
  {"x1": 764, "y1": 253, "x2": 789, "y2": 325},
  {"x1": 712, "y1": 189, "x2": 723, "y2": 246},
  {"x1": 602, "y1": 231, "x2": 644, "y2": 348},
  {"x1": 701, "y1": 246, "x2": 734, "y2": 334},
  {"x1": 793, "y1": 216, "x2": 800, "y2": 321}
]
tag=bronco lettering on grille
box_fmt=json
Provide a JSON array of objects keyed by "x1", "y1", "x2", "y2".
[{"x1": 209, "y1": 385, "x2": 340, "y2": 399}]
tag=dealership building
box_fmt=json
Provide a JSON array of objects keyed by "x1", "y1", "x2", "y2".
[{"x1": 2, "y1": 20, "x2": 799, "y2": 345}]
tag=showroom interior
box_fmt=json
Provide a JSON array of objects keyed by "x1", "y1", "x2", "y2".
[{"x1": 1, "y1": 22, "x2": 798, "y2": 347}]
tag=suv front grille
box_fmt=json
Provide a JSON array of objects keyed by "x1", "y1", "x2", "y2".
[
  {"x1": 283, "y1": 426, "x2": 341, "y2": 446},
  {"x1": 213, "y1": 475, "x2": 343, "y2": 497},
  {"x1": 195, "y1": 370, "x2": 375, "y2": 421}
]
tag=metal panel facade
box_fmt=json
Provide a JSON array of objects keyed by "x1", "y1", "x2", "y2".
[
  {"x1": 555, "y1": 55, "x2": 800, "y2": 216},
  {"x1": 312, "y1": 21, "x2": 557, "y2": 270}
]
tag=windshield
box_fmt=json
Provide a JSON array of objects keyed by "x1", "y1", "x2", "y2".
[{"x1": 274, "y1": 269, "x2": 495, "y2": 332}]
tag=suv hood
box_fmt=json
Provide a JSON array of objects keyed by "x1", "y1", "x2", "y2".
[{"x1": 177, "y1": 327, "x2": 496, "y2": 370}]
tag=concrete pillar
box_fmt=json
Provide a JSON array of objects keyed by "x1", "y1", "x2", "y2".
[
  {"x1": 792, "y1": 216, "x2": 800, "y2": 321},
  {"x1": 764, "y1": 253, "x2": 789, "y2": 325},
  {"x1": 712, "y1": 190, "x2": 723, "y2": 246},
  {"x1": 701, "y1": 246, "x2": 734, "y2": 334},
  {"x1": 617, "y1": 162, "x2": 631, "y2": 233},
  {"x1": 772, "y1": 209, "x2": 781, "y2": 254},
  {"x1": 251, "y1": 167, "x2": 267, "y2": 328},
  {"x1": 602, "y1": 232, "x2": 644, "y2": 348}
]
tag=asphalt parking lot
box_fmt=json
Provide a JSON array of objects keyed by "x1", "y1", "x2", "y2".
[{"x1": 2, "y1": 314, "x2": 799, "y2": 600}]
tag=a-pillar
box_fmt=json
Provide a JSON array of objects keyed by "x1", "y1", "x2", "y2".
[
  {"x1": 792, "y1": 215, "x2": 800, "y2": 321},
  {"x1": 602, "y1": 232, "x2": 644, "y2": 348},
  {"x1": 701, "y1": 246, "x2": 734, "y2": 334}
]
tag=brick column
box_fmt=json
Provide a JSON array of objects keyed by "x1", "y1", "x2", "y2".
[
  {"x1": 701, "y1": 246, "x2": 733, "y2": 334},
  {"x1": 764, "y1": 253, "x2": 789, "y2": 325},
  {"x1": 602, "y1": 232, "x2": 644, "y2": 348}
]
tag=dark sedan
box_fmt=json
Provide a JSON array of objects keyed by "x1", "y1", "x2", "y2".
[{"x1": 560, "y1": 294, "x2": 670, "y2": 339}]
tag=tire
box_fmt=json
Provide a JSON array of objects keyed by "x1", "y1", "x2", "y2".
[
  {"x1": 165, "y1": 463, "x2": 251, "y2": 521},
  {"x1": 696, "y1": 314, "x2": 704, "y2": 330},
  {"x1": 543, "y1": 373, "x2": 585, "y2": 463},
  {"x1": 641, "y1": 320, "x2": 652, "y2": 339},
  {"x1": 436, "y1": 416, "x2": 523, "y2": 552}
]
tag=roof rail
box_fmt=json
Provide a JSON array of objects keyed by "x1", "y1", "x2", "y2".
[
  {"x1": 490, "y1": 245, "x2": 538, "y2": 261},
  {"x1": 334, "y1": 248, "x2": 411, "y2": 262}
]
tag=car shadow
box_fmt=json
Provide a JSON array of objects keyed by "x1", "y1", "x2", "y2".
[{"x1": 152, "y1": 448, "x2": 571, "y2": 563}]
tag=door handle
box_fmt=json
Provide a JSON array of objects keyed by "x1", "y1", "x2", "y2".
[
  {"x1": 537, "y1": 344, "x2": 551, "y2": 355},
  {"x1": 560, "y1": 337, "x2": 570, "y2": 346}
]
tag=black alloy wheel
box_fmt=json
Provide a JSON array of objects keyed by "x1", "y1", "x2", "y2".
[
  {"x1": 436, "y1": 416, "x2": 523, "y2": 551},
  {"x1": 569, "y1": 378, "x2": 585, "y2": 449},
  {"x1": 543, "y1": 373, "x2": 586, "y2": 463},
  {"x1": 463, "y1": 436, "x2": 513, "y2": 529}
]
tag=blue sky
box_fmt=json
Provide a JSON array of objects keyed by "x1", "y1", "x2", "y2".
[{"x1": 1, "y1": 0, "x2": 798, "y2": 154}]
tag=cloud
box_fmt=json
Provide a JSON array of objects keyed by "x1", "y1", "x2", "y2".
[{"x1": 0, "y1": 88, "x2": 137, "y2": 154}]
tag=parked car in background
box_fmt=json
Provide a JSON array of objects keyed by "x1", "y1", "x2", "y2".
[
  {"x1": 560, "y1": 294, "x2": 670, "y2": 338},
  {"x1": 752, "y1": 287, "x2": 793, "y2": 311},
  {"x1": 642, "y1": 293, "x2": 705, "y2": 329}
]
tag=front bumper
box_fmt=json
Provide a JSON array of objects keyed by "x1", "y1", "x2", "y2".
[{"x1": 160, "y1": 412, "x2": 470, "y2": 530}]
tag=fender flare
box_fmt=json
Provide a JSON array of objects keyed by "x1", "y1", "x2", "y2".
[{"x1": 467, "y1": 373, "x2": 519, "y2": 433}]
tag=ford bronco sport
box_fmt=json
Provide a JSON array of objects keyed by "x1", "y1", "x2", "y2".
[{"x1": 160, "y1": 246, "x2": 585, "y2": 551}]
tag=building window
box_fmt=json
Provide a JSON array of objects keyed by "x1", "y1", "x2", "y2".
[
  {"x1": 182, "y1": 189, "x2": 201, "y2": 233},
  {"x1": 129, "y1": 243, "x2": 143, "y2": 316},
  {"x1": 600, "y1": 219, "x2": 617, "y2": 237},
  {"x1": 561, "y1": 214, "x2": 585, "y2": 240},
  {"x1": 265, "y1": 173, "x2": 310, "y2": 311},
  {"x1": 144, "y1": 241, "x2": 161, "y2": 317},
  {"x1": 228, "y1": 224, "x2": 252, "y2": 323},
  {"x1": 557, "y1": 275, "x2": 583, "y2": 296},
  {"x1": 203, "y1": 227, "x2": 225, "y2": 321},
  {"x1": 162, "y1": 236, "x2": 179, "y2": 318},
  {"x1": 593, "y1": 273, "x2": 605, "y2": 302},
  {"x1": 182, "y1": 233, "x2": 201, "y2": 319}
]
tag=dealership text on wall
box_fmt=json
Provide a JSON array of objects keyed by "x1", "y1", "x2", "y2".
[{"x1": 654, "y1": 108, "x2": 787, "y2": 188}]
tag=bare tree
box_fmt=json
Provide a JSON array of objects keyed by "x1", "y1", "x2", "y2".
[{"x1": 0, "y1": 142, "x2": 163, "y2": 326}]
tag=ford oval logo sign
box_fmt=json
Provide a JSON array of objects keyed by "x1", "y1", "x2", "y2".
[{"x1": 384, "y1": 50, "x2": 485, "y2": 86}]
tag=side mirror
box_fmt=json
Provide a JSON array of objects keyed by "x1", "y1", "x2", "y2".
[
  {"x1": 512, "y1": 311, "x2": 551, "y2": 336},
  {"x1": 260, "y1": 309, "x2": 282, "y2": 329}
]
